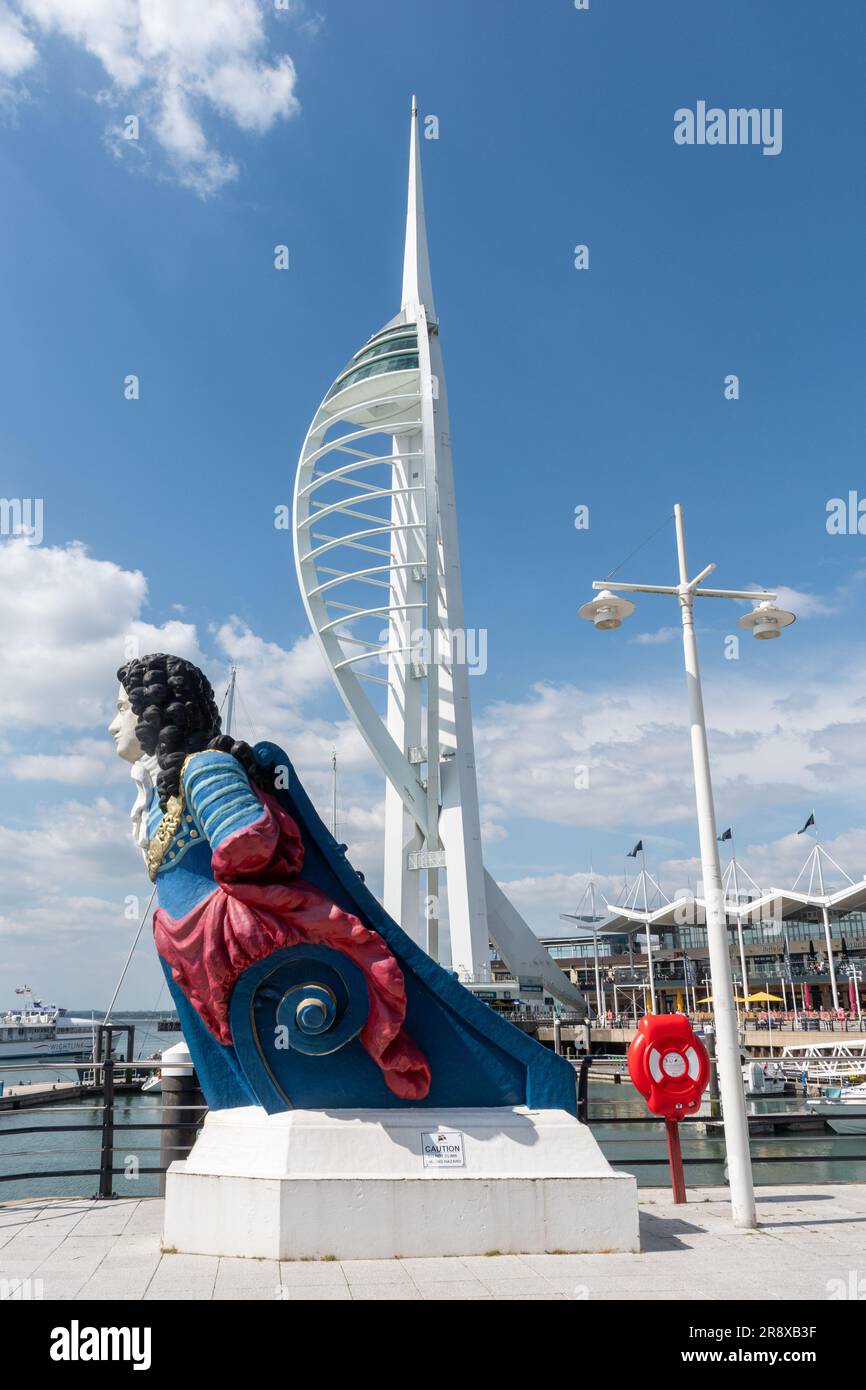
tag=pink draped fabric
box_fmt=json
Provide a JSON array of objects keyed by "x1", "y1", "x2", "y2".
[{"x1": 153, "y1": 792, "x2": 431, "y2": 1101}]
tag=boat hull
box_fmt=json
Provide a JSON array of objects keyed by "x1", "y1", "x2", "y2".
[
  {"x1": 0, "y1": 1033, "x2": 120, "y2": 1063},
  {"x1": 807, "y1": 1100, "x2": 866, "y2": 1135},
  {"x1": 826, "y1": 1117, "x2": 866, "y2": 1135}
]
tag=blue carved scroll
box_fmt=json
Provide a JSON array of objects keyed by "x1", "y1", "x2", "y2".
[{"x1": 222, "y1": 743, "x2": 579, "y2": 1117}]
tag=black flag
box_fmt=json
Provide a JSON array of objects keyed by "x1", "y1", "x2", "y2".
[
  {"x1": 797, "y1": 812, "x2": 816, "y2": 835},
  {"x1": 717, "y1": 828, "x2": 732, "y2": 842},
  {"x1": 627, "y1": 840, "x2": 643, "y2": 858}
]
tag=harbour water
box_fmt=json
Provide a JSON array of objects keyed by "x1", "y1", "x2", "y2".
[
  {"x1": 591, "y1": 1083, "x2": 866, "y2": 1187},
  {"x1": 0, "y1": 1014, "x2": 175, "y2": 1202},
  {"x1": 1, "y1": 1016, "x2": 864, "y2": 1202}
]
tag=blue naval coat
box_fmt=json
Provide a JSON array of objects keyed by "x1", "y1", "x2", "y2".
[{"x1": 149, "y1": 750, "x2": 265, "y2": 1109}]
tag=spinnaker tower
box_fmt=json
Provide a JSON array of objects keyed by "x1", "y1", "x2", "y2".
[{"x1": 293, "y1": 100, "x2": 585, "y2": 1012}]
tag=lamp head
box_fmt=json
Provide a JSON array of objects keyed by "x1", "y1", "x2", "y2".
[
  {"x1": 736, "y1": 600, "x2": 796, "y2": 641},
  {"x1": 578, "y1": 589, "x2": 636, "y2": 631}
]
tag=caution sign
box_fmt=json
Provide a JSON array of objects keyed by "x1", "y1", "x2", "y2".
[{"x1": 421, "y1": 1129, "x2": 465, "y2": 1168}]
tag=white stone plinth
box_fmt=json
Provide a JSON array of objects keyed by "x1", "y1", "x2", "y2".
[{"x1": 163, "y1": 1106, "x2": 639, "y2": 1259}]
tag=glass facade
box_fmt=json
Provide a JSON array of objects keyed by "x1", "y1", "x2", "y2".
[
  {"x1": 351, "y1": 331, "x2": 417, "y2": 367},
  {"x1": 548, "y1": 943, "x2": 611, "y2": 960},
  {"x1": 554, "y1": 914, "x2": 866, "y2": 957},
  {"x1": 545, "y1": 909, "x2": 866, "y2": 1009},
  {"x1": 326, "y1": 350, "x2": 419, "y2": 402}
]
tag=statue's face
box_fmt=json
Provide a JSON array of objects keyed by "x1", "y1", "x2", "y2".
[{"x1": 109, "y1": 684, "x2": 143, "y2": 764}]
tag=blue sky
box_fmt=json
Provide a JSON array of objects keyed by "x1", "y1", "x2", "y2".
[{"x1": 1, "y1": 0, "x2": 865, "y2": 1006}]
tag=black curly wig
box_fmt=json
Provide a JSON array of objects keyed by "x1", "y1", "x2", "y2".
[{"x1": 117, "y1": 654, "x2": 274, "y2": 811}]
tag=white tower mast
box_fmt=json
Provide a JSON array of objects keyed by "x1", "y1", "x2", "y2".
[
  {"x1": 293, "y1": 100, "x2": 585, "y2": 1010},
  {"x1": 386, "y1": 97, "x2": 490, "y2": 977}
]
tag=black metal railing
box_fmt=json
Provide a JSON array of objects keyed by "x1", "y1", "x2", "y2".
[
  {"x1": 575, "y1": 1055, "x2": 866, "y2": 1172},
  {"x1": 588, "y1": 1115, "x2": 866, "y2": 1167},
  {"x1": 2, "y1": 1045, "x2": 863, "y2": 1199},
  {"x1": 522, "y1": 1008, "x2": 866, "y2": 1033},
  {"x1": 0, "y1": 1030, "x2": 207, "y2": 1200}
]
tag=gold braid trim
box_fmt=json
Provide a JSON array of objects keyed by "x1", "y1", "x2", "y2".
[{"x1": 145, "y1": 751, "x2": 211, "y2": 882}]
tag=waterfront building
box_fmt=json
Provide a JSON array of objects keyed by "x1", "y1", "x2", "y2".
[{"x1": 543, "y1": 900, "x2": 866, "y2": 1019}]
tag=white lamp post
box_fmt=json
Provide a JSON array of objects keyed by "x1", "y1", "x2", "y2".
[{"x1": 579, "y1": 503, "x2": 796, "y2": 1230}]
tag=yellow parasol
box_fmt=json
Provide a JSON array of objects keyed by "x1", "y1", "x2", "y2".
[
  {"x1": 746, "y1": 991, "x2": 784, "y2": 1004},
  {"x1": 696, "y1": 994, "x2": 748, "y2": 1005}
]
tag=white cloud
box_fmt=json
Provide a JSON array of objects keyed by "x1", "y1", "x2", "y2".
[
  {"x1": 0, "y1": 794, "x2": 143, "y2": 901},
  {"x1": 499, "y1": 869, "x2": 625, "y2": 935},
  {"x1": 0, "y1": 0, "x2": 36, "y2": 76},
  {"x1": 0, "y1": 539, "x2": 203, "y2": 729},
  {"x1": 213, "y1": 617, "x2": 331, "y2": 731},
  {"x1": 630, "y1": 625, "x2": 678, "y2": 646},
  {"x1": 474, "y1": 664, "x2": 866, "y2": 836},
  {"x1": 7, "y1": 738, "x2": 125, "y2": 784},
  {"x1": 747, "y1": 585, "x2": 833, "y2": 619},
  {"x1": 4, "y1": 0, "x2": 300, "y2": 193}
]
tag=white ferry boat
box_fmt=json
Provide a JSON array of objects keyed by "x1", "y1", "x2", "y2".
[{"x1": 0, "y1": 1003, "x2": 101, "y2": 1062}]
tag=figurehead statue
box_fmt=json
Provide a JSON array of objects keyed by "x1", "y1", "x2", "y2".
[
  {"x1": 109, "y1": 654, "x2": 577, "y2": 1118},
  {"x1": 111, "y1": 654, "x2": 429, "y2": 1110}
]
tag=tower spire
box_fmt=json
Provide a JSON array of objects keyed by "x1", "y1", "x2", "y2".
[{"x1": 401, "y1": 96, "x2": 436, "y2": 318}]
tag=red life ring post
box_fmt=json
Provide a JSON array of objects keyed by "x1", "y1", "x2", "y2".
[{"x1": 627, "y1": 1014, "x2": 711, "y2": 1205}]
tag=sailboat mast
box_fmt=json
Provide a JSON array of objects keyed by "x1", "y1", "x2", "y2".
[{"x1": 224, "y1": 667, "x2": 238, "y2": 739}]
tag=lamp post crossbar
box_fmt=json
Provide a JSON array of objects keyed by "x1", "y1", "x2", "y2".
[{"x1": 591, "y1": 581, "x2": 778, "y2": 603}]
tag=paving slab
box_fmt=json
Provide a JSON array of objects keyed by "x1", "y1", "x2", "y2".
[
  {"x1": 279, "y1": 1261, "x2": 348, "y2": 1287},
  {"x1": 478, "y1": 1276, "x2": 560, "y2": 1298},
  {"x1": 0, "y1": 1258, "x2": 46, "y2": 1282},
  {"x1": 340, "y1": 1259, "x2": 413, "y2": 1284},
  {"x1": 349, "y1": 1283, "x2": 422, "y2": 1300},
  {"x1": 144, "y1": 1288, "x2": 214, "y2": 1301},
  {"x1": 75, "y1": 1270, "x2": 156, "y2": 1300},
  {"x1": 28, "y1": 1277, "x2": 90, "y2": 1301},
  {"x1": 459, "y1": 1254, "x2": 533, "y2": 1279},
  {"x1": 276, "y1": 1285, "x2": 352, "y2": 1300},
  {"x1": 417, "y1": 1280, "x2": 492, "y2": 1300},
  {"x1": 213, "y1": 1288, "x2": 284, "y2": 1301},
  {"x1": 217, "y1": 1256, "x2": 280, "y2": 1280},
  {"x1": 397, "y1": 1257, "x2": 474, "y2": 1283}
]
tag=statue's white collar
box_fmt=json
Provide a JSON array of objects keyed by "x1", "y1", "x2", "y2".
[{"x1": 130, "y1": 754, "x2": 160, "y2": 852}]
